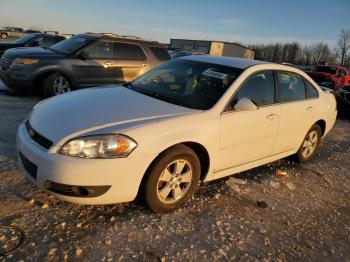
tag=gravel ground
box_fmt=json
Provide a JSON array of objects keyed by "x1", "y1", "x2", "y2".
[{"x1": 0, "y1": 91, "x2": 349, "y2": 261}]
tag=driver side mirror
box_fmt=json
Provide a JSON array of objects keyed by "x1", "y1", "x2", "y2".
[
  {"x1": 78, "y1": 51, "x2": 90, "y2": 60},
  {"x1": 234, "y1": 97, "x2": 258, "y2": 111}
]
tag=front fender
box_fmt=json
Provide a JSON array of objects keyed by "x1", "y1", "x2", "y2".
[{"x1": 31, "y1": 66, "x2": 77, "y2": 87}]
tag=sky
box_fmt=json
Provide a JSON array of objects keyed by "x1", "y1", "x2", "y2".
[{"x1": 1, "y1": 0, "x2": 349, "y2": 47}]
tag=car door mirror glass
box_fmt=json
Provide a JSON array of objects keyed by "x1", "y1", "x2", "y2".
[{"x1": 234, "y1": 97, "x2": 258, "y2": 111}]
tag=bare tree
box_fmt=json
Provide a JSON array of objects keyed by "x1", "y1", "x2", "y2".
[
  {"x1": 311, "y1": 42, "x2": 330, "y2": 65},
  {"x1": 337, "y1": 29, "x2": 350, "y2": 65}
]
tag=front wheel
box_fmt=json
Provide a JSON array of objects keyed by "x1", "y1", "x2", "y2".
[
  {"x1": 143, "y1": 145, "x2": 201, "y2": 213},
  {"x1": 43, "y1": 73, "x2": 71, "y2": 97},
  {"x1": 1, "y1": 33, "x2": 8, "y2": 39},
  {"x1": 295, "y1": 124, "x2": 321, "y2": 163}
]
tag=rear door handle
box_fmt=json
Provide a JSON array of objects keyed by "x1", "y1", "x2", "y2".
[
  {"x1": 142, "y1": 63, "x2": 147, "y2": 66},
  {"x1": 307, "y1": 106, "x2": 313, "y2": 111}
]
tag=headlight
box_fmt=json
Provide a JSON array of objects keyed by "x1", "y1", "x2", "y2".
[
  {"x1": 60, "y1": 134, "x2": 137, "y2": 159},
  {"x1": 11, "y1": 58, "x2": 39, "y2": 67}
]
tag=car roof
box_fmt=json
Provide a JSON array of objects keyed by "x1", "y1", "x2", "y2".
[
  {"x1": 80, "y1": 33, "x2": 163, "y2": 46},
  {"x1": 180, "y1": 55, "x2": 269, "y2": 69}
]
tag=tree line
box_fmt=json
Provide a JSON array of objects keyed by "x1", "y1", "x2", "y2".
[{"x1": 248, "y1": 29, "x2": 350, "y2": 68}]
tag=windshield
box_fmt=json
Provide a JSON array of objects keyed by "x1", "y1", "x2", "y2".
[
  {"x1": 316, "y1": 66, "x2": 336, "y2": 74},
  {"x1": 50, "y1": 35, "x2": 92, "y2": 54},
  {"x1": 13, "y1": 34, "x2": 38, "y2": 44},
  {"x1": 129, "y1": 59, "x2": 242, "y2": 110}
]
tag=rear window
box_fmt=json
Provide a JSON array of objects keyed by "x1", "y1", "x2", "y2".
[
  {"x1": 115, "y1": 43, "x2": 146, "y2": 61},
  {"x1": 150, "y1": 47, "x2": 171, "y2": 61},
  {"x1": 316, "y1": 66, "x2": 336, "y2": 74},
  {"x1": 277, "y1": 72, "x2": 306, "y2": 102},
  {"x1": 305, "y1": 81, "x2": 319, "y2": 98}
]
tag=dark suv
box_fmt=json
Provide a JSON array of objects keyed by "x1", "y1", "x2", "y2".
[
  {"x1": 0, "y1": 33, "x2": 170, "y2": 97},
  {"x1": 0, "y1": 33, "x2": 66, "y2": 58}
]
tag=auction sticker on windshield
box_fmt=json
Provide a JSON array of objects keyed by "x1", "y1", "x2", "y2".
[{"x1": 202, "y1": 69, "x2": 228, "y2": 79}]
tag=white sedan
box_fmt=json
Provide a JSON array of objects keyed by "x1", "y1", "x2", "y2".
[{"x1": 17, "y1": 56, "x2": 337, "y2": 213}]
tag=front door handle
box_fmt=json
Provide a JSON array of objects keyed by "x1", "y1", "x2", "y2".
[
  {"x1": 104, "y1": 62, "x2": 115, "y2": 67},
  {"x1": 307, "y1": 106, "x2": 313, "y2": 111},
  {"x1": 265, "y1": 113, "x2": 279, "y2": 120},
  {"x1": 142, "y1": 63, "x2": 147, "y2": 66}
]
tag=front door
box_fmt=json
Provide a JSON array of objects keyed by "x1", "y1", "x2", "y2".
[
  {"x1": 218, "y1": 71, "x2": 280, "y2": 171},
  {"x1": 74, "y1": 40, "x2": 120, "y2": 87}
]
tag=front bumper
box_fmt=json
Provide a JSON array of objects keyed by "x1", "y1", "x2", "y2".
[
  {"x1": 17, "y1": 122, "x2": 156, "y2": 205},
  {"x1": 0, "y1": 67, "x2": 34, "y2": 94}
]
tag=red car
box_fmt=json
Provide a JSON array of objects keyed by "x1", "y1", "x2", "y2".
[{"x1": 307, "y1": 65, "x2": 350, "y2": 91}]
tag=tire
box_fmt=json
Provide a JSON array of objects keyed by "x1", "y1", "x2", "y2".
[
  {"x1": 42, "y1": 73, "x2": 71, "y2": 98},
  {"x1": 1, "y1": 33, "x2": 8, "y2": 39},
  {"x1": 295, "y1": 124, "x2": 322, "y2": 163},
  {"x1": 143, "y1": 144, "x2": 201, "y2": 213}
]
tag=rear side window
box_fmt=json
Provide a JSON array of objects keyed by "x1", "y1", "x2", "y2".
[
  {"x1": 229, "y1": 71, "x2": 275, "y2": 109},
  {"x1": 150, "y1": 47, "x2": 171, "y2": 61},
  {"x1": 35, "y1": 35, "x2": 59, "y2": 47},
  {"x1": 115, "y1": 43, "x2": 146, "y2": 61},
  {"x1": 305, "y1": 81, "x2": 319, "y2": 98},
  {"x1": 277, "y1": 72, "x2": 306, "y2": 102}
]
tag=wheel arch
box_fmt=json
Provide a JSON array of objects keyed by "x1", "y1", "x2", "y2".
[
  {"x1": 314, "y1": 119, "x2": 326, "y2": 137},
  {"x1": 135, "y1": 141, "x2": 211, "y2": 202},
  {"x1": 32, "y1": 68, "x2": 77, "y2": 93}
]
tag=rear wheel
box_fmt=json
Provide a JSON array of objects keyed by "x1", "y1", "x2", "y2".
[
  {"x1": 43, "y1": 73, "x2": 71, "y2": 97},
  {"x1": 295, "y1": 124, "x2": 321, "y2": 163},
  {"x1": 143, "y1": 145, "x2": 200, "y2": 213},
  {"x1": 1, "y1": 33, "x2": 8, "y2": 39}
]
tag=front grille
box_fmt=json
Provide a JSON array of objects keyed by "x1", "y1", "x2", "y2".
[
  {"x1": 1, "y1": 54, "x2": 15, "y2": 71},
  {"x1": 19, "y1": 152, "x2": 37, "y2": 179},
  {"x1": 25, "y1": 121, "x2": 53, "y2": 150}
]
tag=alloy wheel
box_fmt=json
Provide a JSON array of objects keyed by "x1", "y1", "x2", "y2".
[
  {"x1": 156, "y1": 159, "x2": 193, "y2": 204},
  {"x1": 53, "y1": 76, "x2": 71, "y2": 95},
  {"x1": 301, "y1": 130, "x2": 318, "y2": 158}
]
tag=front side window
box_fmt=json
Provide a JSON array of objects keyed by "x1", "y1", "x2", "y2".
[
  {"x1": 129, "y1": 59, "x2": 242, "y2": 110},
  {"x1": 28, "y1": 35, "x2": 56, "y2": 48},
  {"x1": 277, "y1": 72, "x2": 306, "y2": 102},
  {"x1": 84, "y1": 40, "x2": 114, "y2": 59},
  {"x1": 115, "y1": 43, "x2": 146, "y2": 61},
  {"x1": 228, "y1": 71, "x2": 275, "y2": 110}
]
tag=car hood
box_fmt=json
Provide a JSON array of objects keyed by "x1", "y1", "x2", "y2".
[
  {"x1": 5, "y1": 47, "x2": 63, "y2": 58},
  {"x1": 0, "y1": 42, "x2": 19, "y2": 49},
  {"x1": 29, "y1": 86, "x2": 197, "y2": 145}
]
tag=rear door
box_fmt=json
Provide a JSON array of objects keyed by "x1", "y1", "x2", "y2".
[
  {"x1": 74, "y1": 40, "x2": 119, "y2": 87},
  {"x1": 272, "y1": 71, "x2": 314, "y2": 154},
  {"x1": 114, "y1": 42, "x2": 149, "y2": 82}
]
